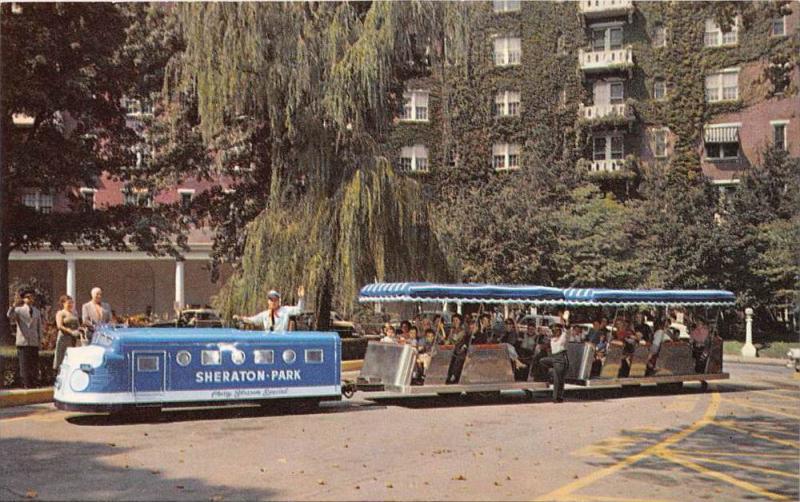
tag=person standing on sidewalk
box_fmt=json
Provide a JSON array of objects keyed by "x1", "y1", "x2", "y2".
[
  {"x1": 54, "y1": 295, "x2": 82, "y2": 370},
  {"x1": 540, "y1": 321, "x2": 569, "y2": 403},
  {"x1": 6, "y1": 291, "x2": 43, "y2": 388}
]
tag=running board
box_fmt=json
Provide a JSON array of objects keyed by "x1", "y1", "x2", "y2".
[
  {"x1": 568, "y1": 372, "x2": 729, "y2": 387},
  {"x1": 380, "y1": 381, "x2": 549, "y2": 395}
]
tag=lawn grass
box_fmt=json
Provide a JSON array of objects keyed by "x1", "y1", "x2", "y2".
[{"x1": 724, "y1": 340, "x2": 799, "y2": 359}]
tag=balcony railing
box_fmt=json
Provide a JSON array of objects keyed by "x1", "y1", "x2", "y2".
[
  {"x1": 579, "y1": 47, "x2": 634, "y2": 72},
  {"x1": 578, "y1": 102, "x2": 632, "y2": 121},
  {"x1": 578, "y1": 0, "x2": 634, "y2": 18},
  {"x1": 587, "y1": 158, "x2": 626, "y2": 173}
]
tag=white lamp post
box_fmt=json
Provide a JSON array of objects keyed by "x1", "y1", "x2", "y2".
[{"x1": 741, "y1": 307, "x2": 756, "y2": 357}]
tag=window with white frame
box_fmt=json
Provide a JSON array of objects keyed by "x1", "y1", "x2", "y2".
[
  {"x1": 705, "y1": 70, "x2": 739, "y2": 102},
  {"x1": 772, "y1": 121, "x2": 788, "y2": 151},
  {"x1": 22, "y1": 191, "x2": 54, "y2": 214},
  {"x1": 771, "y1": 16, "x2": 786, "y2": 37},
  {"x1": 592, "y1": 80, "x2": 624, "y2": 105},
  {"x1": 704, "y1": 18, "x2": 738, "y2": 47},
  {"x1": 493, "y1": 37, "x2": 521, "y2": 66},
  {"x1": 122, "y1": 187, "x2": 153, "y2": 207},
  {"x1": 79, "y1": 188, "x2": 97, "y2": 210},
  {"x1": 399, "y1": 145, "x2": 429, "y2": 172},
  {"x1": 591, "y1": 26, "x2": 623, "y2": 52},
  {"x1": 653, "y1": 129, "x2": 668, "y2": 158},
  {"x1": 178, "y1": 189, "x2": 195, "y2": 210},
  {"x1": 492, "y1": 143, "x2": 521, "y2": 170},
  {"x1": 592, "y1": 135, "x2": 624, "y2": 161},
  {"x1": 493, "y1": 0, "x2": 520, "y2": 13},
  {"x1": 705, "y1": 142, "x2": 739, "y2": 160},
  {"x1": 494, "y1": 91, "x2": 521, "y2": 117},
  {"x1": 653, "y1": 24, "x2": 667, "y2": 47},
  {"x1": 653, "y1": 79, "x2": 667, "y2": 100},
  {"x1": 400, "y1": 90, "x2": 429, "y2": 122}
]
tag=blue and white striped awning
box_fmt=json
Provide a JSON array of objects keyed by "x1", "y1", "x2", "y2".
[
  {"x1": 562, "y1": 288, "x2": 736, "y2": 307},
  {"x1": 358, "y1": 282, "x2": 564, "y2": 305}
]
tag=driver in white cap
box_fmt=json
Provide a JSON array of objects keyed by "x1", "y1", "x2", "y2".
[{"x1": 234, "y1": 286, "x2": 305, "y2": 332}]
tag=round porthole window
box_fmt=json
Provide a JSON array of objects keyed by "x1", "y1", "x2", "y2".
[
  {"x1": 176, "y1": 351, "x2": 192, "y2": 367},
  {"x1": 231, "y1": 349, "x2": 246, "y2": 365},
  {"x1": 282, "y1": 349, "x2": 296, "y2": 364}
]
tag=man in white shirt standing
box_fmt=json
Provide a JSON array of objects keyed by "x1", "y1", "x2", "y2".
[
  {"x1": 540, "y1": 322, "x2": 569, "y2": 403},
  {"x1": 234, "y1": 286, "x2": 305, "y2": 333}
]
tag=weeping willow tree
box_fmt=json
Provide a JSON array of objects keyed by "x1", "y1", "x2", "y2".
[{"x1": 163, "y1": 2, "x2": 451, "y2": 323}]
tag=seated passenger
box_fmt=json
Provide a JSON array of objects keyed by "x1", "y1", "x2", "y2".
[
  {"x1": 647, "y1": 318, "x2": 674, "y2": 373},
  {"x1": 406, "y1": 326, "x2": 420, "y2": 346},
  {"x1": 586, "y1": 319, "x2": 603, "y2": 345},
  {"x1": 471, "y1": 313, "x2": 493, "y2": 345},
  {"x1": 397, "y1": 320, "x2": 412, "y2": 344},
  {"x1": 500, "y1": 318, "x2": 519, "y2": 345},
  {"x1": 380, "y1": 324, "x2": 398, "y2": 343},
  {"x1": 634, "y1": 312, "x2": 653, "y2": 343},
  {"x1": 445, "y1": 313, "x2": 466, "y2": 345},
  {"x1": 568, "y1": 325, "x2": 583, "y2": 343},
  {"x1": 690, "y1": 317, "x2": 712, "y2": 372}
]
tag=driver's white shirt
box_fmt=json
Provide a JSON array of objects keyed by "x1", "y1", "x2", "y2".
[{"x1": 242, "y1": 298, "x2": 304, "y2": 332}]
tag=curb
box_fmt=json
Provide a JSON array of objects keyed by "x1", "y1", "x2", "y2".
[
  {"x1": 722, "y1": 354, "x2": 789, "y2": 367},
  {"x1": 0, "y1": 360, "x2": 365, "y2": 409},
  {"x1": 0, "y1": 388, "x2": 53, "y2": 408}
]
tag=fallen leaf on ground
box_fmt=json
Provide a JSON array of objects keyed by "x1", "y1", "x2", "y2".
[
  {"x1": 386, "y1": 483, "x2": 394, "y2": 488},
  {"x1": 506, "y1": 475, "x2": 512, "y2": 481},
  {"x1": 150, "y1": 470, "x2": 160, "y2": 475},
  {"x1": 277, "y1": 458, "x2": 287, "y2": 463},
  {"x1": 452, "y1": 475, "x2": 466, "y2": 481},
  {"x1": 25, "y1": 490, "x2": 37, "y2": 499},
  {"x1": 355, "y1": 486, "x2": 360, "y2": 490},
  {"x1": 494, "y1": 481, "x2": 502, "y2": 486},
  {"x1": 317, "y1": 480, "x2": 326, "y2": 485},
  {"x1": 176, "y1": 485, "x2": 185, "y2": 490}
]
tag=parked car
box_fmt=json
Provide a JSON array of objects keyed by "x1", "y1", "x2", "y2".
[
  {"x1": 149, "y1": 308, "x2": 223, "y2": 328},
  {"x1": 291, "y1": 311, "x2": 365, "y2": 360}
]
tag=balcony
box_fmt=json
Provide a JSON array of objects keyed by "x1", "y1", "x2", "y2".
[
  {"x1": 580, "y1": 155, "x2": 637, "y2": 178},
  {"x1": 578, "y1": 0, "x2": 634, "y2": 20},
  {"x1": 578, "y1": 102, "x2": 634, "y2": 123},
  {"x1": 579, "y1": 47, "x2": 634, "y2": 72}
]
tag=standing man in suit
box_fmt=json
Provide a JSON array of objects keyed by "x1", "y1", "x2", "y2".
[
  {"x1": 81, "y1": 287, "x2": 112, "y2": 335},
  {"x1": 6, "y1": 291, "x2": 43, "y2": 388}
]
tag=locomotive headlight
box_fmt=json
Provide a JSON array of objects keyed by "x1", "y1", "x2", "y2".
[
  {"x1": 282, "y1": 349, "x2": 296, "y2": 364},
  {"x1": 70, "y1": 370, "x2": 90, "y2": 392},
  {"x1": 176, "y1": 351, "x2": 192, "y2": 367},
  {"x1": 231, "y1": 349, "x2": 246, "y2": 365}
]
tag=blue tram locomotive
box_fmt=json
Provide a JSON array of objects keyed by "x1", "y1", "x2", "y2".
[{"x1": 54, "y1": 327, "x2": 341, "y2": 412}]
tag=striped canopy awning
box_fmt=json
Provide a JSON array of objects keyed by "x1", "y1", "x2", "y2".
[
  {"x1": 358, "y1": 282, "x2": 564, "y2": 305},
  {"x1": 562, "y1": 288, "x2": 736, "y2": 307},
  {"x1": 704, "y1": 126, "x2": 739, "y2": 143}
]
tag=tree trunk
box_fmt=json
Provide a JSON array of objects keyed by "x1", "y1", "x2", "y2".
[
  {"x1": 0, "y1": 113, "x2": 11, "y2": 345},
  {"x1": 316, "y1": 270, "x2": 333, "y2": 332}
]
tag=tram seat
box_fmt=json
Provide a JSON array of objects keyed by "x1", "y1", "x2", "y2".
[
  {"x1": 705, "y1": 337, "x2": 724, "y2": 374},
  {"x1": 459, "y1": 344, "x2": 516, "y2": 385},
  {"x1": 357, "y1": 342, "x2": 416, "y2": 389},
  {"x1": 565, "y1": 342, "x2": 594, "y2": 381},
  {"x1": 628, "y1": 345, "x2": 650, "y2": 377},
  {"x1": 600, "y1": 343, "x2": 625, "y2": 378},
  {"x1": 424, "y1": 345, "x2": 455, "y2": 385},
  {"x1": 654, "y1": 341, "x2": 695, "y2": 375}
]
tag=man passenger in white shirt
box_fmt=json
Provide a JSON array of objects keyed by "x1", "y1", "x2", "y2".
[{"x1": 234, "y1": 286, "x2": 305, "y2": 333}]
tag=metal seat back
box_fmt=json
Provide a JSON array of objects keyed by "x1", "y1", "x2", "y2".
[
  {"x1": 655, "y1": 341, "x2": 695, "y2": 375},
  {"x1": 566, "y1": 342, "x2": 595, "y2": 380},
  {"x1": 459, "y1": 344, "x2": 515, "y2": 384},
  {"x1": 357, "y1": 342, "x2": 415, "y2": 388}
]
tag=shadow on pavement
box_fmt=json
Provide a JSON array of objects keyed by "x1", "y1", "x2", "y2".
[
  {"x1": 0, "y1": 437, "x2": 277, "y2": 501},
  {"x1": 65, "y1": 399, "x2": 384, "y2": 427}
]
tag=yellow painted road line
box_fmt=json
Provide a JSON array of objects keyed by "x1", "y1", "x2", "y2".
[
  {"x1": 534, "y1": 392, "x2": 721, "y2": 501},
  {"x1": 714, "y1": 420, "x2": 800, "y2": 449},
  {"x1": 657, "y1": 451, "x2": 791, "y2": 501},
  {"x1": 542, "y1": 495, "x2": 674, "y2": 502},
  {"x1": 668, "y1": 449, "x2": 799, "y2": 459},
  {"x1": 722, "y1": 398, "x2": 800, "y2": 419},
  {"x1": 670, "y1": 453, "x2": 798, "y2": 479}
]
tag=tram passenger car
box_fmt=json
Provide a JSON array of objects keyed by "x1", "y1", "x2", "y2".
[
  {"x1": 54, "y1": 327, "x2": 341, "y2": 412},
  {"x1": 355, "y1": 282, "x2": 733, "y2": 396}
]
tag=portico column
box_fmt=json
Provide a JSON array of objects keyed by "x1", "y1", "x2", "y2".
[
  {"x1": 175, "y1": 259, "x2": 185, "y2": 312},
  {"x1": 741, "y1": 307, "x2": 756, "y2": 357},
  {"x1": 66, "y1": 258, "x2": 76, "y2": 299}
]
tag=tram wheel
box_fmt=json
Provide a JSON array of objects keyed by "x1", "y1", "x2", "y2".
[{"x1": 700, "y1": 381, "x2": 709, "y2": 392}]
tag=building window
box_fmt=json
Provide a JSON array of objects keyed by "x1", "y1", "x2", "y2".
[
  {"x1": 772, "y1": 121, "x2": 788, "y2": 151},
  {"x1": 178, "y1": 189, "x2": 195, "y2": 210},
  {"x1": 593, "y1": 136, "x2": 624, "y2": 161},
  {"x1": 771, "y1": 16, "x2": 786, "y2": 37},
  {"x1": 653, "y1": 79, "x2": 667, "y2": 100},
  {"x1": 705, "y1": 70, "x2": 739, "y2": 102},
  {"x1": 704, "y1": 18, "x2": 738, "y2": 47},
  {"x1": 122, "y1": 187, "x2": 154, "y2": 208},
  {"x1": 400, "y1": 90, "x2": 429, "y2": 122},
  {"x1": 653, "y1": 129, "x2": 668, "y2": 158},
  {"x1": 705, "y1": 142, "x2": 739, "y2": 160},
  {"x1": 591, "y1": 26, "x2": 623, "y2": 52},
  {"x1": 492, "y1": 143, "x2": 521, "y2": 171},
  {"x1": 493, "y1": 37, "x2": 521, "y2": 66},
  {"x1": 399, "y1": 145, "x2": 429, "y2": 173},
  {"x1": 22, "y1": 191, "x2": 54, "y2": 214},
  {"x1": 493, "y1": 0, "x2": 520, "y2": 13},
  {"x1": 609, "y1": 82, "x2": 624, "y2": 103},
  {"x1": 653, "y1": 24, "x2": 667, "y2": 47},
  {"x1": 79, "y1": 188, "x2": 97, "y2": 210},
  {"x1": 494, "y1": 91, "x2": 521, "y2": 117}
]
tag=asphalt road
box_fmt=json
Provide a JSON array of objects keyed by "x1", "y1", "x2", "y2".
[{"x1": 1, "y1": 362, "x2": 798, "y2": 501}]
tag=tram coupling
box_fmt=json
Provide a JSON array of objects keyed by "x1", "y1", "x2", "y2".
[{"x1": 341, "y1": 380, "x2": 357, "y2": 399}]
